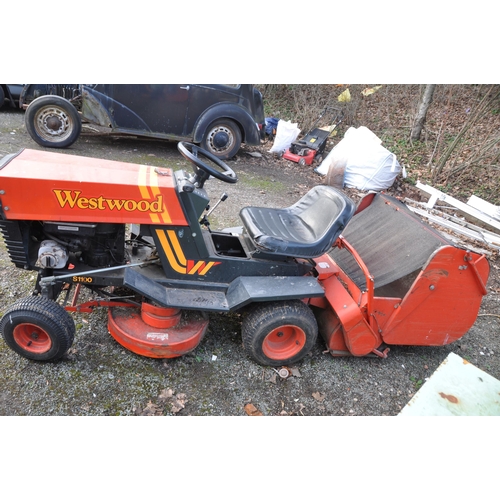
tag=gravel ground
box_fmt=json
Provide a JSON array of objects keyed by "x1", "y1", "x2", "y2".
[{"x1": 0, "y1": 106, "x2": 499, "y2": 417}]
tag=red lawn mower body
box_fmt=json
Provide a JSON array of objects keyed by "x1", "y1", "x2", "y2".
[{"x1": 0, "y1": 147, "x2": 490, "y2": 366}]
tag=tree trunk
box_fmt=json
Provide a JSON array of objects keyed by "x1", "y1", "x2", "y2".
[{"x1": 411, "y1": 84, "x2": 436, "y2": 141}]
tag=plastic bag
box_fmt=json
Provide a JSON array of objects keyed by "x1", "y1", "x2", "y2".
[
  {"x1": 269, "y1": 120, "x2": 301, "y2": 154},
  {"x1": 316, "y1": 126, "x2": 402, "y2": 191},
  {"x1": 316, "y1": 126, "x2": 381, "y2": 176},
  {"x1": 344, "y1": 147, "x2": 401, "y2": 191}
]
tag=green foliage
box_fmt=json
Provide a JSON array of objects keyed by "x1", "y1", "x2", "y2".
[{"x1": 409, "y1": 375, "x2": 423, "y2": 390}]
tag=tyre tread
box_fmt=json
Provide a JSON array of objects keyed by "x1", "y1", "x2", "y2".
[
  {"x1": 1, "y1": 296, "x2": 75, "y2": 361},
  {"x1": 241, "y1": 300, "x2": 318, "y2": 366}
]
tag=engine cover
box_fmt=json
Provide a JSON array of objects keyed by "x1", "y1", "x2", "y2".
[{"x1": 0, "y1": 149, "x2": 188, "y2": 226}]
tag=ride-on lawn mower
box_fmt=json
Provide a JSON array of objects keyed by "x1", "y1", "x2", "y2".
[{"x1": 0, "y1": 145, "x2": 490, "y2": 366}]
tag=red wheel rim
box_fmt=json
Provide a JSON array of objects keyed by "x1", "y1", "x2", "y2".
[
  {"x1": 12, "y1": 323, "x2": 52, "y2": 354},
  {"x1": 262, "y1": 325, "x2": 307, "y2": 361}
]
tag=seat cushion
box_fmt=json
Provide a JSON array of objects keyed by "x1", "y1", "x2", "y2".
[{"x1": 240, "y1": 185, "x2": 355, "y2": 258}]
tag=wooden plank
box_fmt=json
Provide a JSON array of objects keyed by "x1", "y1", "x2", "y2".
[
  {"x1": 416, "y1": 182, "x2": 500, "y2": 232},
  {"x1": 467, "y1": 195, "x2": 500, "y2": 222},
  {"x1": 407, "y1": 205, "x2": 499, "y2": 248},
  {"x1": 405, "y1": 199, "x2": 500, "y2": 241},
  {"x1": 405, "y1": 199, "x2": 500, "y2": 253}
]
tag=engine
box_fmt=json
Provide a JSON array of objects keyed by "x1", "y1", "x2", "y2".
[{"x1": 40, "y1": 222, "x2": 126, "y2": 269}]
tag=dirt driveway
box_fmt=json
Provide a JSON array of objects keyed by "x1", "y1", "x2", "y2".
[{"x1": 0, "y1": 107, "x2": 499, "y2": 416}]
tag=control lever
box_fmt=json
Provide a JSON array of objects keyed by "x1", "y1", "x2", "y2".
[
  {"x1": 200, "y1": 192, "x2": 228, "y2": 229},
  {"x1": 206, "y1": 192, "x2": 228, "y2": 217}
]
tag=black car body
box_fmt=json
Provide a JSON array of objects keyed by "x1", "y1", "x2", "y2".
[
  {"x1": 0, "y1": 84, "x2": 23, "y2": 109},
  {"x1": 21, "y1": 84, "x2": 266, "y2": 159}
]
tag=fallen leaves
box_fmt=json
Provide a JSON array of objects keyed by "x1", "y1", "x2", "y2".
[
  {"x1": 312, "y1": 392, "x2": 326, "y2": 403},
  {"x1": 140, "y1": 401, "x2": 163, "y2": 416},
  {"x1": 159, "y1": 388, "x2": 188, "y2": 414},
  {"x1": 244, "y1": 403, "x2": 263, "y2": 416},
  {"x1": 136, "y1": 388, "x2": 188, "y2": 416}
]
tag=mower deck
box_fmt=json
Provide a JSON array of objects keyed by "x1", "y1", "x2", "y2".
[{"x1": 108, "y1": 303, "x2": 209, "y2": 358}]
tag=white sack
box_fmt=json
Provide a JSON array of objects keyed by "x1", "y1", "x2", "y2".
[
  {"x1": 269, "y1": 120, "x2": 301, "y2": 154},
  {"x1": 316, "y1": 126, "x2": 402, "y2": 191},
  {"x1": 316, "y1": 126, "x2": 381, "y2": 175}
]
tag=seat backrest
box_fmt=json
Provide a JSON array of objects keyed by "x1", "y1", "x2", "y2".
[{"x1": 240, "y1": 185, "x2": 356, "y2": 258}]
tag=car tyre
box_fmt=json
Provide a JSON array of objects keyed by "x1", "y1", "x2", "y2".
[
  {"x1": 25, "y1": 95, "x2": 81, "y2": 148},
  {"x1": 201, "y1": 119, "x2": 242, "y2": 160},
  {"x1": 0, "y1": 296, "x2": 75, "y2": 361},
  {"x1": 0, "y1": 86, "x2": 5, "y2": 109},
  {"x1": 241, "y1": 300, "x2": 318, "y2": 366}
]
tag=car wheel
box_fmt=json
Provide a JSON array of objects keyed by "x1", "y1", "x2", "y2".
[
  {"x1": 25, "y1": 95, "x2": 82, "y2": 148},
  {"x1": 0, "y1": 296, "x2": 75, "y2": 362},
  {"x1": 0, "y1": 86, "x2": 5, "y2": 109},
  {"x1": 201, "y1": 119, "x2": 242, "y2": 160},
  {"x1": 241, "y1": 300, "x2": 318, "y2": 366}
]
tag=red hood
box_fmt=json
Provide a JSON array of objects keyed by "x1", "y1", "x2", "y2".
[{"x1": 0, "y1": 149, "x2": 187, "y2": 226}]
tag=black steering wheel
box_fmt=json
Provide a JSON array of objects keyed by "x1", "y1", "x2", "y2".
[{"x1": 178, "y1": 142, "x2": 238, "y2": 187}]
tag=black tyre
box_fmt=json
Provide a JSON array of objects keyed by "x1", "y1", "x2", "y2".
[
  {"x1": 241, "y1": 300, "x2": 318, "y2": 366},
  {"x1": 201, "y1": 119, "x2": 242, "y2": 160},
  {"x1": 0, "y1": 86, "x2": 5, "y2": 109},
  {"x1": 0, "y1": 296, "x2": 75, "y2": 361},
  {"x1": 25, "y1": 95, "x2": 81, "y2": 148}
]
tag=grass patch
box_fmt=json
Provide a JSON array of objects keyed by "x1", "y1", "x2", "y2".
[{"x1": 238, "y1": 171, "x2": 286, "y2": 192}]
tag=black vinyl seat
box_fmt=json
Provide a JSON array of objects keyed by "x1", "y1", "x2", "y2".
[{"x1": 240, "y1": 185, "x2": 356, "y2": 258}]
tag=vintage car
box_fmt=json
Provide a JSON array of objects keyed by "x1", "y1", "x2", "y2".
[
  {"x1": 20, "y1": 84, "x2": 266, "y2": 159},
  {"x1": 0, "y1": 84, "x2": 24, "y2": 109}
]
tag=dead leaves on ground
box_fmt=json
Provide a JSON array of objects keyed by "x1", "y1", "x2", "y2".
[
  {"x1": 312, "y1": 391, "x2": 326, "y2": 402},
  {"x1": 244, "y1": 403, "x2": 263, "y2": 416},
  {"x1": 135, "y1": 388, "x2": 188, "y2": 416}
]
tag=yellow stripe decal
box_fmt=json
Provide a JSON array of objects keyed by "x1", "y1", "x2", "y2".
[
  {"x1": 199, "y1": 262, "x2": 217, "y2": 276},
  {"x1": 155, "y1": 229, "x2": 186, "y2": 274},
  {"x1": 166, "y1": 230, "x2": 187, "y2": 266},
  {"x1": 188, "y1": 261, "x2": 205, "y2": 275},
  {"x1": 138, "y1": 165, "x2": 151, "y2": 199},
  {"x1": 149, "y1": 167, "x2": 172, "y2": 224}
]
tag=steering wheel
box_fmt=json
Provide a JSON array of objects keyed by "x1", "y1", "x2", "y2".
[{"x1": 178, "y1": 142, "x2": 238, "y2": 187}]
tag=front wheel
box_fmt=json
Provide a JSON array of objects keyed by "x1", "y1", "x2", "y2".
[
  {"x1": 241, "y1": 300, "x2": 318, "y2": 366},
  {"x1": 25, "y1": 95, "x2": 81, "y2": 148},
  {"x1": 0, "y1": 296, "x2": 75, "y2": 361},
  {"x1": 201, "y1": 119, "x2": 242, "y2": 160}
]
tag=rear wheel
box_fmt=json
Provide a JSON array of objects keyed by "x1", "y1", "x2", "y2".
[
  {"x1": 241, "y1": 300, "x2": 318, "y2": 366},
  {"x1": 201, "y1": 119, "x2": 242, "y2": 159},
  {"x1": 25, "y1": 95, "x2": 81, "y2": 148},
  {"x1": 0, "y1": 296, "x2": 75, "y2": 361}
]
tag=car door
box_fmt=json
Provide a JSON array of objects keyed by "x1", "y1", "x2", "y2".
[
  {"x1": 184, "y1": 85, "x2": 241, "y2": 134},
  {"x1": 101, "y1": 84, "x2": 190, "y2": 137}
]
